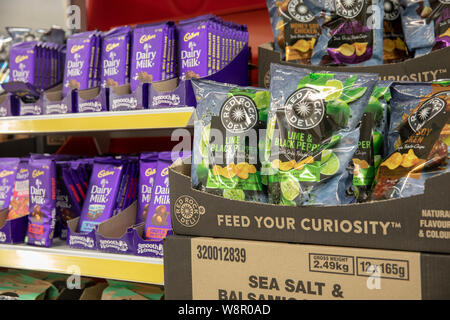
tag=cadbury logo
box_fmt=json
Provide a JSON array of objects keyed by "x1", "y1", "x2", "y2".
[
  {"x1": 32, "y1": 170, "x2": 44, "y2": 178},
  {"x1": 0, "y1": 170, "x2": 13, "y2": 178},
  {"x1": 161, "y1": 167, "x2": 169, "y2": 177},
  {"x1": 139, "y1": 34, "x2": 156, "y2": 44},
  {"x1": 71, "y1": 44, "x2": 85, "y2": 54},
  {"x1": 19, "y1": 168, "x2": 28, "y2": 174},
  {"x1": 15, "y1": 55, "x2": 28, "y2": 63},
  {"x1": 145, "y1": 168, "x2": 156, "y2": 177},
  {"x1": 106, "y1": 43, "x2": 120, "y2": 52},
  {"x1": 98, "y1": 170, "x2": 115, "y2": 178},
  {"x1": 184, "y1": 32, "x2": 200, "y2": 42}
]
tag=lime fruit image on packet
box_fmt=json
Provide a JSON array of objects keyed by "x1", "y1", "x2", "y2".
[
  {"x1": 266, "y1": 0, "x2": 321, "y2": 63},
  {"x1": 303, "y1": 0, "x2": 384, "y2": 66},
  {"x1": 191, "y1": 79, "x2": 270, "y2": 203},
  {"x1": 264, "y1": 63, "x2": 377, "y2": 206},
  {"x1": 346, "y1": 81, "x2": 392, "y2": 202},
  {"x1": 372, "y1": 80, "x2": 450, "y2": 200}
]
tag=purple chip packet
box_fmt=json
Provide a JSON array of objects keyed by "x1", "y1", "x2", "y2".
[
  {"x1": 0, "y1": 158, "x2": 20, "y2": 210},
  {"x1": 101, "y1": 26, "x2": 131, "y2": 88},
  {"x1": 26, "y1": 155, "x2": 57, "y2": 247},
  {"x1": 137, "y1": 152, "x2": 158, "y2": 224},
  {"x1": 78, "y1": 158, "x2": 124, "y2": 233}
]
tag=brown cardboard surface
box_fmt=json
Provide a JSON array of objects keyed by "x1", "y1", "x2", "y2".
[
  {"x1": 151, "y1": 77, "x2": 178, "y2": 93},
  {"x1": 78, "y1": 86, "x2": 101, "y2": 100},
  {"x1": 44, "y1": 84, "x2": 64, "y2": 101},
  {"x1": 169, "y1": 157, "x2": 450, "y2": 254},
  {"x1": 164, "y1": 235, "x2": 450, "y2": 300},
  {"x1": 258, "y1": 42, "x2": 450, "y2": 88},
  {"x1": 79, "y1": 283, "x2": 108, "y2": 300},
  {"x1": 96, "y1": 201, "x2": 137, "y2": 238},
  {"x1": 111, "y1": 83, "x2": 131, "y2": 96}
]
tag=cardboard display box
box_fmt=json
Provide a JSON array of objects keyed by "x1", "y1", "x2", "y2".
[
  {"x1": 169, "y1": 157, "x2": 450, "y2": 254},
  {"x1": 164, "y1": 235, "x2": 450, "y2": 300},
  {"x1": 258, "y1": 42, "x2": 450, "y2": 88}
]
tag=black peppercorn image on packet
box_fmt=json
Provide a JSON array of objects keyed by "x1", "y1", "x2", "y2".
[
  {"x1": 264, "y1": 63, "x2": 377, "y2": 206},
  {"x1": 303, "y1": 0, "x2": 384, "y2": 66},
  {"x1": 372, "y1": 80, "x2": 450, "y2": 200},
  {"x1": 267, "y1": 0, "x2": 321, "y2": 63},
  {"x1": 191, "y1": 79, "x2": 270, "y2": 202}
]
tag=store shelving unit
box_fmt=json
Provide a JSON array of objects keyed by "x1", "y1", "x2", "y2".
[
  {"x1": 0, "y1": 240, "x2": 164, "y2": 285},
  {"x1": 0, "y1": 107, "x2": 198, "y2": 284},
  {"x1": 0, "y1": 107, "x2": 196, "y2": 134}
]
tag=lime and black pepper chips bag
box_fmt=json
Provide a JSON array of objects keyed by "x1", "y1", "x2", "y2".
[
  {"x1": 372, "y1": 80, "x2": 449, "y2": 200},
  {"x1": 303, "y1": 0, "x2": 384, "y2": 66},
  {"x1": 26, "y1": 155, "x2": 57, "y2": 247},
  {"x1": 264, "y1": 63, "x2": 377, "y2": 206},
  {"x1": 266, "y1": 0, "x2": 321, "y2": 63},
  {"x1": 191, "y1": 79, "x2": 270, "y2": 202},
  {"x1": 347, "y1": 81, "x2": 392, "y2": 202}
]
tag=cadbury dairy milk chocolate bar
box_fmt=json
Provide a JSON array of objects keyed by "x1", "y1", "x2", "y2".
[
  {"x1": 56, "y1": 163, "x2": 80, "y2": 240},
  {"x1": 9, "y1": 41, "x2": 38, "y2": 84},
  {"x1": 9, "y1": 41, "x2": 64, "y2": 90},
  {"x1": 143, "y1": 151, "x2": 191, "y2": 241},
  {"x1": 101, "y1": 26, "x2": 131, "y2": 88},
  {"x1": 0, "y1": 158, "x2": 20, "y2": 211},
  {"x1": 7, "y1": 159, "x2": 29, "y2": 220},
  {"x1": 122, "y1": 157, "x2": 138, "y2": 211},
  {"x1": 78, "y1": 158, "x2": 124, "y2": 233},
  {"x1": 63, "y1": 31, "x2": 97, "y2": 96},
  {"x1": 137, "y1": 152, "x2": 158, "y2": 224},
  {"x1": 130, "y1": 22, "x2": 174, "y2": 92},
  {"x1": 144, "y1": 152, "x2": 172, "y2": 241},
  {"x1": 112, "y1": 158, "x2": 130, "y2": 216},
  {"x1": 60, "y1": 163, "x2": 82, "y2": 214},
  {"x1": 26, "y1": 155, "x2": 57, "y2": 247}
]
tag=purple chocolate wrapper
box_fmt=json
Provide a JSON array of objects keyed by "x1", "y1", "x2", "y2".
[
  {"x1": 60, "y1": 162, "x2": 83, "y2": 214},
  {"x1": 26, "y1": 155, "x2": 57, "y2": 247},
  {"x1": 7, "y1": 159, "x2": 29, "y2": 220},
  {"x1": 56, "y1": 162, "x2": 80, "y2": 240},
  {"x1": 130, "y1": 22, "x2": 173, "y2": 91},
  {"x1": 137, "y1": 152, "x2": 158, "y2": 224},
  {"x1": 143, "y1": 152, "x2": 172, "y2": 241},
  {"x1": 101, "y1": 27, "x2": 131, "y2": 88},
  {"x1": 9, "y1": 41, "x2": 38, "y2": 84},
  {"x1": 63, "y1": 31, "x2": 97, "y2": 96},
  {"x1": 78, "y1": 158, "x2": 124, "y2": 233},
  {"x1": 0, "y1": 158, "x2": 20, "y2": 211}
]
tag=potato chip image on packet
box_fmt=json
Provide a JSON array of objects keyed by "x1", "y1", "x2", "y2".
[
  {"x1": 372, "y1": 80, "x2": 450, "y2": 201},
  {"x1": 191, "y1": 79, "x2": 270, "y2": 203}
]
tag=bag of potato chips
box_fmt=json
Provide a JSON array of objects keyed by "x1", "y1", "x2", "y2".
[
  {"x1": 264, "y1": 63, "x2": 377, "y2": 206},
  {"x1": 191, "y1": 79, "x2": 270, "y2": 202},
  {"x1": 371, "y1": 80, "x2": 449, "y2": 200},
  {"x1": 346, "y1": 81, "x2": 392, "y2": 202},
  {"x1": 400, "y1": 0, "x2": 449, "y2": 56},
  {"x1": 383, "y1": 0, "x2": 411, "y2": 63},
  {"x1": 266, "y1": 0, "x2": 321, "y2": 63},
  {"x1": 303, "y1": 0, "x2": 384, "y2": 66}
]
